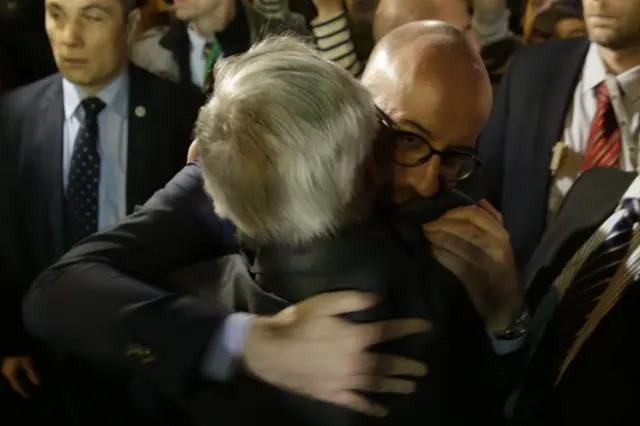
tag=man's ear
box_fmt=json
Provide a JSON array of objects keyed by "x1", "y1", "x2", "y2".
[{"x1": 126, "y1": 8, "x2": 142, "y2": 48}]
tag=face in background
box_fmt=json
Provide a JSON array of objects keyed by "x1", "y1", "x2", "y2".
[
  {"x1": 583, "y1": 0, "x2": 640, "y2": 50},
  {"x1": 45, "y1": 0, "x2": 138, "y2": 95},
  {"x1": 374, "y1": 0, "x2": 479, "y2": 50},
  {"x1": 173, "y1": 0, "x2": 223, "y2": 21}
]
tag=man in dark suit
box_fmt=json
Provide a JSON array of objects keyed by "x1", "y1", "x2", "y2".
[
  {"x1": 478, "y1": 0, "x2": 640, "y2": 270},
  {"x1": 23, "y1": 26, "x2": 514, "y2": 425},
  {"x1": 0, "y1": 0, "x2": 203, "y2": 421},
  {"x1": 507, "y1": 166, "x2": 640, "y2": 425}
]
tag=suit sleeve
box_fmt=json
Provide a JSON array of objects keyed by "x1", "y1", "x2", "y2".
[
  {"x1": 477, "y1": 49, "x2": 522, "y2": 211},
  {"x1": 22, "y1": 164, "x2": 239, "y2": 397},
  {"x1": 0, "y1": 94, "x2": 37, "y2": 357}
]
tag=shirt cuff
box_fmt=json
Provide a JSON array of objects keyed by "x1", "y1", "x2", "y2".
[
  {"x1": 311, "y1": 10, "x2": 362, "y2": 77},
  {"x1": 487, "y1": 330, "x2": 526, "y2": 355},
  {"x1": 200, "y1": 312, "x2": 256, "y2": 382}
]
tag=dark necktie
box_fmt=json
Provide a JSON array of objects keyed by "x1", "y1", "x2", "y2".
[
  {"x1": 64, "y1": 97, "x2": 105, "y2": 249},
  {"x1": 581, "y1": 82, "x2": 622, "y2": 171},
  {"x1": 202, "y1": 39, "x2": 221, "y2": 95},
  {"x1": 524, "y1": 198, "x2": 640, "y2": 392}
]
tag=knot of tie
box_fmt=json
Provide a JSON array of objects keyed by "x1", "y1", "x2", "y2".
[
  {"x1": 620, "y1": 198, "x2": 640, "y2": 223},
  {"x1": 81, "y1": 97, "x2": 106, "y2": 119},
  {"x1": 595, "y1": 81, "x2": 611, "y2": 106}
]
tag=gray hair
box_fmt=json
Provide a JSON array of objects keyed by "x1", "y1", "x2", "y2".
[{"x1": 196, "y1": 36, "x2": 378, "y2": 246}]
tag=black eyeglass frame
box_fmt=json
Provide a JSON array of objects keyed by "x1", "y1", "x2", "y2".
[{"x1": 375, "y1": 107, "x2": 483, "y2": 182}]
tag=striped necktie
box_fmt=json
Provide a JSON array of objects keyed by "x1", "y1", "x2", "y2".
[
  {"x1": 581, "y1": 82, "x2": 622, "y2": 171},
  {"x1": 524, "y1": 198, "x2": 640, "y2": 391}
]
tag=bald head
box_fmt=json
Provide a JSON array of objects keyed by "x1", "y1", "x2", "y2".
[
  {"x1": 364, "y1": 21, "x2": 487, "y2": 100},
  {"x1": 373, "y1": 0, "x2": 472, "y2": 43},
  {"x1": 362, "y1": 21, "x2": 492, "y2": 203}
]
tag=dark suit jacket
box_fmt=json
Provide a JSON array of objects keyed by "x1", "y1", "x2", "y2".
[
  {"x1": 0, "y1": 65, "x2": 204, "y2": 356},
  {"x1": 187, "y1": 219, "x2": 502, "y2": 426},
  {"x1": 478, "y1": 37, "x2": 590, "y2": 270},
  {"x1": 24, "y1": 164, "x2": 502, "y2": 425},
  {"x1": 0, "y1": 66, "x2": 203, "y2": 425},
  {"x1": 511, "y1": 167, "x2": 640, "y2": 425}
]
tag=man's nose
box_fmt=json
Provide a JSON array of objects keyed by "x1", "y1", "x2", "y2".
[
  {"x1": 408, "y1": 157, "x2": 441, "y2": 198},
  {"x1": 60, "y1": 21, "x2": 82, "y2": 46}
]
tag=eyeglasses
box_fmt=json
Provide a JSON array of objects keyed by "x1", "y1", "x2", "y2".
[{"x1": 376, "y1": 107, "x2": 482, "y2": 183}]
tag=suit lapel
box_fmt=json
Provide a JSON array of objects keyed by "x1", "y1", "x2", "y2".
[
  {"x1": 525, "y1": 168, "x2": 637, "y2": 312},
  {"x1": 529, "y1": 38, "x2": 590, "y2": 225},
  {"x1": 36, "y1": 77, "x2": 65, "y2": 257},
  {"x1": 126, "y1": 66, "x2": 153, "y2": 213}
]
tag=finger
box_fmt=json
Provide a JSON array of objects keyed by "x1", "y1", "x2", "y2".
[
  {"x1": 329, "y1": 391, "x2": 389, "y2": 417},
  {"x1": 424, "y1": 219, "x2": 482, "y2": 246},
  {"x1": 22, "y1": 361, "x2": 40, "y2": 386},
  {"x1": 6, "y1": 375, "x2": 28, "y2": 398},
  {"x1": 429, "y1": 233, "x2": 489, "y2": 266},
  {"x1": 373, "y1": 354, "x2": 429, "y2": 377},
  {"x1": 424, "y1": 221, "x2": 493, "y2": 261},
  {"x1": 357, "y1": 318, "x2": 431, "y2": 347},
  {"x1": 477, "y1": 199, "x2": 503, "y2": 224},
  {"x1": 427, "y1": 207, "x2": 505, "y2": 240},
  {"x1": 350, "y1": 375, "x2": 417, "y2": 394},
  {"x1": 295, "y1": 291, "x2": 378, "y2": 317},
  {"x1": 355, "y1": 351, "x2": 428, "y2": 377}
]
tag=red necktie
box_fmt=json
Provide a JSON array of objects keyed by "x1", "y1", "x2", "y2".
[{"x1": 581, "y1": 82, "x2": 622, "y2": 171}]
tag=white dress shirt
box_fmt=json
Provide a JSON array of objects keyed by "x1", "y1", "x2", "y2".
[
  {"x1": 187, "y1": 26, "x2": 216, "y2": 88},
  {"x1": 548, "y1": 43, "x2": 640, "y2": 222}
]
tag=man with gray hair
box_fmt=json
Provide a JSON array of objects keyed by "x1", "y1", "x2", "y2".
[
  {"x1": 196, "y1": 37, "x2": 377, "y2": 246},
  {"x1": 24, "y1": 35, "x2": 500, "y2": 424}
]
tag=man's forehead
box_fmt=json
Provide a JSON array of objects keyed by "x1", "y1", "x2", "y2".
[{"x1": 46, "y1": 0, "x2": 121, "y2": 12}]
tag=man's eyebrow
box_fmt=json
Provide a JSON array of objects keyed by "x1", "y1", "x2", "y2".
[
  {"x1": 81, "y1": 4, "x2": 112, "y2": 13},
  {"x1": 398, "y1": 118, "x2": 434, "y2": 140},
  {"x1": 47, "y1": 2, "x2": 63, "y2": 11}
]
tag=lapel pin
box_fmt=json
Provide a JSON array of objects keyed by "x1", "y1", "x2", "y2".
[{"x1": 135, "y1": 106, "x2": 146, "y2": 118}]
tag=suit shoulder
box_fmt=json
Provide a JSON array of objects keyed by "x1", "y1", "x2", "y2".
[
  {"x1": 131, "y1": 65, "x2": 202, "y2": 100},
  {"x1": 511, "y1": 37, "x2": 589, "y2": 69},
  {"x1": 0, "y1": 73, "x2": 60, "y2": 110}
]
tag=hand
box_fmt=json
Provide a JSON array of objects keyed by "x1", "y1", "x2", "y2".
[
  {"x1": 312, "y1": 0, "x2": 346, "y2": 19},
  {"x1": 187, "y1": 139, "x2": 198, "y2": 163},
  {"x1": 423, "y1": 200, "x2": 525, "y2": 332},
  {"x1": 1, "y1": 356, "x2": 40, "y2": 398},
  {"x1": 242, "y1": 291, "x2": 430, "y2": 417}
]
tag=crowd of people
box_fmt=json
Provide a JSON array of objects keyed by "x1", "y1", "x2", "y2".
[{"x1": 2, "y1": 0, "x2": 638, "y2": 425}]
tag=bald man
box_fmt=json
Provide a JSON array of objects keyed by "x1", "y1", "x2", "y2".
[{"x1": 363, "y1": 21, "x2": 526, "y2": 346}]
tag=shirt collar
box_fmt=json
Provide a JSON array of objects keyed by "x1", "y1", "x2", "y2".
[
  {"x1": 582, "y1": 43, "x2": 640, "y2": 103},
  {"x1": 187, "y1": 24, "x2": 215, "y2": 49},
  {"x1": 62, "y1": 70, "x2": 129, "y2": 120}
]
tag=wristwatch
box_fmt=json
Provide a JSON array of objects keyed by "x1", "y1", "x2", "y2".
[{"x1": 493, "y1": 309, "x2": 530, "y2": 341}]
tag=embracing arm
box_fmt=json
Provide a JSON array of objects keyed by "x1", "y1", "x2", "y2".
[{"x1": 22, "y1": 164, "x2": 241, "y2": 397}]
